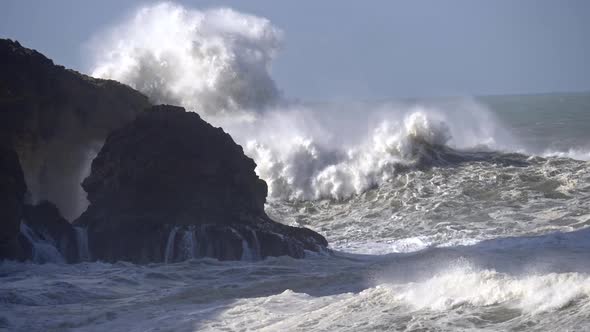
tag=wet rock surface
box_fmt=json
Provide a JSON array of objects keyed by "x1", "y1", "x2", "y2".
[{"x1": 75, "y1": 105, "x2": 328, "y2": 263}]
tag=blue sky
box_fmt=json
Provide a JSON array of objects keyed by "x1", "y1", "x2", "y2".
[{"x1": 1, "y1": 0, "x2": 589, "y2": 100}]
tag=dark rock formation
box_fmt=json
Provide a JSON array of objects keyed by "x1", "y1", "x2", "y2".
[
  {"x1": 0, "y1": 40, "x2": 328, "y2": 264},
  {"x1": 75, "y1": 105, "x2": 328, "y2": 263},
  {"x1": 0, "y1": 146, "x2": 29, "y2": 260},
  {"x1": 22, "y1": 201, "x2": 78, "y2": 263},
  {"x1": 0, "y1": 39, "x2": 151, "y2": 219}
]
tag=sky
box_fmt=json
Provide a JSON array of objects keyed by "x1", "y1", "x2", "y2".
[{"x1": 1, "y1": 0, "x2": 589, "y2": 100}]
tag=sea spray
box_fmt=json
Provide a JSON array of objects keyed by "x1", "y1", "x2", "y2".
[
  {"x1": 90, "y1": 2, "x2": 281, "y2": 115},
  {"x1": 89, "y1": 3, "x2": 518, "y2": 202}
]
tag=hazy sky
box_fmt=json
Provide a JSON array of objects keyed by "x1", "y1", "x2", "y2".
[{"x1": 1, "y1": 0, "x2": 589, "y2": 100}]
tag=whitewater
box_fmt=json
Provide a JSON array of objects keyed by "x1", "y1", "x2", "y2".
[{"x1": 3, "y1": 3, "x2": 590, "y2": 331}]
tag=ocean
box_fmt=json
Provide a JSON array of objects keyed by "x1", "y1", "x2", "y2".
[{"x1": 2, "y1": 92, "x2": 590, "y2": 331}]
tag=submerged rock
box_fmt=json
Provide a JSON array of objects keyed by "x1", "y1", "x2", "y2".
[{"x1": 75, "y1": 105, "x2": 328, "y2": 263}]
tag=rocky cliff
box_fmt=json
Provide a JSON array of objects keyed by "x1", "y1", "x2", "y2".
[
  {"x1": 0, "y1": 145, "x2": 81, "y2": 263},
  {"x1": 75, "y1": 105, "x2": 328, "y2": 263},
  {"x1": 0, "y1": 39, "x2": 151, "y2": 219},
  {"x1": 0, "y1": 146, "x2": 28, "y2": 260}
]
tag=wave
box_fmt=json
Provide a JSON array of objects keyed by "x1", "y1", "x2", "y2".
[
  {"x1": 90, "y1": 2, "x2": 282, "y2": 115},
  {"x1": 90, "y1": 2, "x2": 561, "y2": 202},
  {"x1": 229, "y1": 103, "x2": 520, "y2": 200},
  {"x1": 390, "y1": 264, "x2": 590, "y2": 313},
  {"x1": 4, "y1": 227, "x2": 590, "y2": 330},
  {"x1": 543, "y1": 148, "x2": 590, "y2": 161}
]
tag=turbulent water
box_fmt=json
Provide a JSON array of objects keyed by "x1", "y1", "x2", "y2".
[
  {"x1": 3, "y1": 3, "x2": 590, "y2": 331},
  {"x1": 3, "y1": 93, "x2": 590, "y2": 332}
]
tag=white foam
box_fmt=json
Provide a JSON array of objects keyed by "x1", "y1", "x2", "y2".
[
  {"x1": 232, "y1": 101, "x2": 513, "y2": 201},
  {"x1": 90, "y1": 2, "x2": 281, "y2": 115},
  {"x1": 390, "y1": 262, "x2": 590, "y2": 314}
]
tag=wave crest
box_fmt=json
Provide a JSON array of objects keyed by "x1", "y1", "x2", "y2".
[
  {"x1": 90, "y1": 2, "x2": 282, "y2": 115},
  {"x1": 231, "y1": 104, "x2": 512, "y2": 200}
]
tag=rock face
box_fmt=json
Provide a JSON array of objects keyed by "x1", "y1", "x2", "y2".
[
  {"x1": 0, "y1": 146, "x2": 28, "y2": 260},
  {"x1": 0, "y1": 39, "x2": 151, "y2": 219},
  {"x1": 75, "y1": 105, "x2": 328, "y2": 263}
]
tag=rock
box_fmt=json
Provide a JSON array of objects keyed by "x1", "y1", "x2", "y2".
[
  {"x1": 22, "y1": 201, "x2": 78, "y2": 263},
  {"x1": 0, "y1": 146, "x2": 29, "y2": 261},
  {"x1": 0, "y1": 38, "x2": 151, "y2": 219},
  {"x1": 75, "y1": 105, "x2": 328, "y2": 263}
]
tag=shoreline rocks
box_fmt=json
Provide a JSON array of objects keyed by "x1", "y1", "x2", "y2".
[
  {"x1": 75, "y1": 105, "x2": 328, "y2": 263},
  {"x1": 0, "y1": 38, "x2": 150, "y2": 219},
  {"x1": 0, "y1": 39, "x2": 330, "y2": 264}
]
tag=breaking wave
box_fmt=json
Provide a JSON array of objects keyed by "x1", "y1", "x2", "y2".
[
  {"x1": 91, "y1": 2, "x2": 282, "y2": 115},
  {"x1": 89, "y1": 2, "x2": 521, "y2": 201}
]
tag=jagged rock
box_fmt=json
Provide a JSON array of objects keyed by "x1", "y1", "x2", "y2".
[
  {"x1": 0, "y1": 146, "x2": 29, "y2": 261},
  {"x1": 0, "y1": 38, "x2": 151, "y2": 219},
  {"x1": 22, "y1": 201, "x2": 78, "y2": 263},
  {"x1": 75, "y1": 105, "x2": 328, "y2": 263}
]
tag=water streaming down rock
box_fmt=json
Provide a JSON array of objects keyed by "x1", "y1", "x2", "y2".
[
  {"x1": 250, "y1": 229, "x2": 261, "y2": 260},
  {"x1": 241, "y1": 239, "x2": 254, "y2": 261},
  {"x1": 75, "y1": 227, "x2": 90, "y2": 262},
  {"x1": 238, "y1": 229, "x2": 260, "y2": 261},
  {"x1": 164, "y1": 226, "x2": 179, "y2": 264},
  {"x1": 181, "y1": 227, "x2": 197, "y2": 260},
  {"x1": 19, "y1": 222, "x2": 65, "y2": 264},
  {"x1": 163, "y1": 227, "x2": 205, "y2": 263},
  {"x1": 21, "y1": 201, "x2": 78, "y2": 263}
]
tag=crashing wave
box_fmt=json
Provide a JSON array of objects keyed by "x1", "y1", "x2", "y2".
[
  {"x1": 90, "y1": 2, "x2": 282, "y2": 115},
  {"x1": 89, "y1": 3, "x2": 518, "y2": 201}
]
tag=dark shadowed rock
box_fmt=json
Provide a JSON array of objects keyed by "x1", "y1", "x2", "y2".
[
  {"x1": 75, "y1": 105, "x2": 328, "y2": 263},
  {"x1": 0, "y1": 146, "x2": 29, "y2": 260},
  {"x1": 0, "y1": 38, "x2": 151, "y2": 219},
  {"x1": 22, "y1": 201, "x2": 78, "y2": 263}
]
